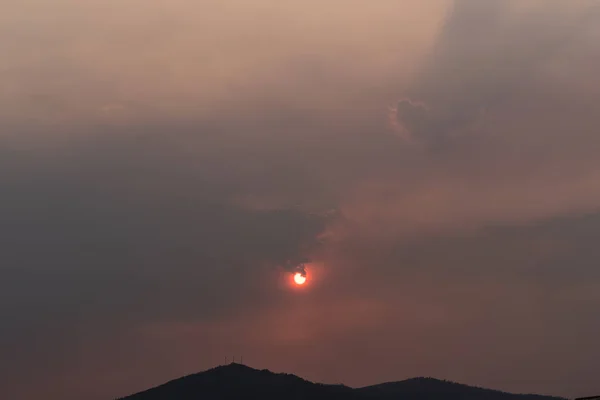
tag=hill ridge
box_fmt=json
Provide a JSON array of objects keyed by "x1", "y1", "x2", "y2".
[
  {"x1": 117, "y1": 363, "x2": 565, "y2": 400},
  {"x1": 359, "y1": 376, "x2": 564, "y2": 400}
]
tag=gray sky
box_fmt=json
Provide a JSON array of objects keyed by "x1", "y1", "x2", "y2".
[{"x1": 1, "y1": 1, "x2": 600, "y2": 399}]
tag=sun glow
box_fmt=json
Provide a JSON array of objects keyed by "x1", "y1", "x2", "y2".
[{"x1": 294, "y1": 273, "x2": 307, "y2": 285}]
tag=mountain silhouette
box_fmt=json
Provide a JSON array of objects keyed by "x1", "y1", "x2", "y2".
[
  {"x1": 359, "y1": 377, "x2": 564, "y2": 400},
  {"x1": 117, "y1": 364, "x2": 564, "y2": 400}
]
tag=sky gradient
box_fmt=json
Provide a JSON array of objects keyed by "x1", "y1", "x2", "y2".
[{"x1": 2, "y1": 1, "x2": 600, "y2": 399}]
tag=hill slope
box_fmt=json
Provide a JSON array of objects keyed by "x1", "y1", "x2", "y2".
[
  {"x1": 118, "y1": 363, "x2": 359, "y2": 400},
  {"x1": 118, "y1": 364, "x2": 564, "y2": 400},
  {"x1": 359, "y1": 377, "x2": 562, "y2": 400}
]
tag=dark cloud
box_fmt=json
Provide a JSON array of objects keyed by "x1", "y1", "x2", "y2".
[
  {"x1": 0, "y1": 131, "x2": 327, "y2": 398},
  {"x1": 391, "y1": 0, "x2": 600, "y2": 148}
]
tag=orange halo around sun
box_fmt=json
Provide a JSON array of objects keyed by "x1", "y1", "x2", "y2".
[{"x1": 293, "y1": 273, "x2": 307, "y2": 285}]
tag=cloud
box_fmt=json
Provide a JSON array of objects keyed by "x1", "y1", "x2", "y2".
[
  {"x1": 345, "y1": 0, "x2": 600, "y2": 237},
  {"x1": 2, "y1": 1, "x2": 600, "y2": 399},
  {"x1": 0, "y1": 132, "x2": 329, "y2": 398},
  {"x1": 388, "y1": 0, "x2": 598, "y2": 143},
  {"x1": 0, "y1": 0, "x2": 447, "y2": 128},
  {"x1": 388, "y1": 98, "x2": 430, "y2": 141}
]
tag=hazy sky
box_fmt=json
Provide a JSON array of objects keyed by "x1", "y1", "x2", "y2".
[{"x1": 2, "y1": 1, "x2": 600, "y2": 399}]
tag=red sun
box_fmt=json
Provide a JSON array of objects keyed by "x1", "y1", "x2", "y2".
[{"x1": 293, "y1": 273, "x2": 307, "y2": 285}]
